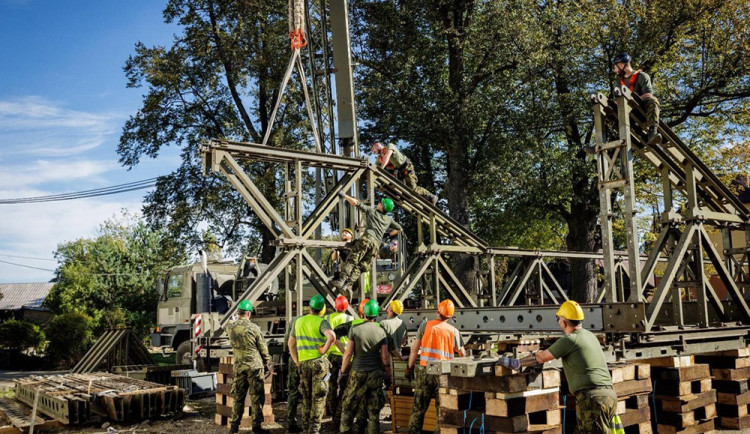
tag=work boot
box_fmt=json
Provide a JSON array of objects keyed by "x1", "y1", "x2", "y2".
[
  {"x1": 287, "y1": 423, "x2": 303, "y2": 433},
  {"x1": 430, "y1": 194, "x2": 438, "y2": 205},
  {"x1": 331, "y1": 278, "x2": 347, "y2": 290},
  {"x1": 647, "y1": 125, "x2": 662, "y2": 145},
  {"x1": 252, "y1": 427, "x2": 271, "y2": 434},
  {"x1": 229, "y1": 424, "x2": 239, "y2": 433}
]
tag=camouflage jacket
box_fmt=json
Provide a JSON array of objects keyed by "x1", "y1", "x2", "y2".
[{"x1": 227, "y1": 317, "x2": 270, "y2": 370}]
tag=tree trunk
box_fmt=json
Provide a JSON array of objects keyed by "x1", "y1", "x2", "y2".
[{"x1": 565, "y1": 206, "x2": 599, "y2": 303}]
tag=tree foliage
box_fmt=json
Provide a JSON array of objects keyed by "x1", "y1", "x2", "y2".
[
  {"x1": 45, "y1": 214, "x2": 186, "y2": 339},
  {"x1": 0, "y1": 320, "x2": 45, "y2": 355},
  {"x1": 120, "y1": 0, "x2": 315, "y2": 262},
  {"x1": 45, "y1": 312, "x2": 94, "y2": 369}
]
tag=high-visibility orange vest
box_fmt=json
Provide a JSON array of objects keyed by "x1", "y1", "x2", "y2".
[
  {"x1": 418, "y1": 319, "x2": 456, "y2": 366},
  {"x1": 377, "y1": 153, "x2": 397, "y2": 170},
  {"x1": 619, "y1": 69, "x2": 642, "y2": 92}
]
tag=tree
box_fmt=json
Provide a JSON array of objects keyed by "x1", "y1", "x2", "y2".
[
  {"x1": 45, "y1": 213, "x2": 185, "y2": 338},
  {"x1": 45, "y1": 313, "x2": 94, "y2": 369},
  {"x1": 120, "y1": 0, "x2": 314, "y2": 262},
  {"x1": 351, "y1": 0, "x2": 750, "y2": 301},
  {"x1": 0, "y1": 320, "x2": 45, "y2": 356}
]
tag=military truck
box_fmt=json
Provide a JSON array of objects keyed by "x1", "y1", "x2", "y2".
[{"x1": 151, "y1": 254, "x2": 278, "y2": 367}]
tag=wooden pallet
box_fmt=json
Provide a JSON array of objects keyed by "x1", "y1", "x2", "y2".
[
  {"x1": 441, "y1": 408, "x2": 561, "y2": 433},
  {"x1": 213, "y1": 356, "x2": 274, "y2": 428},
  {"x1": 653, "y1": 377, "x2": 712, "y2": 396},
  {"x1": 441, "y1": 424, "x2": 561, "y2": 434},
  {"x1": 389, "y1": 392, "x2": 436, "y2": 432},
  {"x1": 655, "y1": 418, "x2": 714, "y2": 434}
]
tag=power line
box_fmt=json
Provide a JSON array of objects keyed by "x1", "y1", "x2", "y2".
[
  {"x1": 0, "y1": 178, "x2": 159, "y2": 205},
  {"x1": 0, "y1": 259, "x2": 56, "y2": 272},
  {"x1": 0, "y1": 254, "x2": 57, "y2": 262}
]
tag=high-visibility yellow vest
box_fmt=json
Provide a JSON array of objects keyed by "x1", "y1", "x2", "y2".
[
  {"x1": 610, "y1": 414, "x2": 625, "y2": 434},
  {"x1": 326, "y1": 312, "x2": 351, "y2": 356},
  {"x1": 295, "y1": 314, "x2": 326, "y2": 362}
]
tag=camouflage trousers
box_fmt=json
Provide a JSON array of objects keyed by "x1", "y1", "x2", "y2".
[
  {"x1": 340, "y1": 235, "x2": 381, "y2": 284},
  {"x1": 573, "y1": 386, "x2": 618, "y2": 434},
  {"x1": 286, "y1": 357, "x2": 300, "y2": 426},
  {"x1": 298, "y1": 357, "x2": 331, "y2": 433},
  {"x1": 339, "y1": 370, "x2": 386, "y2": 434},
  {"x1": 643, "y1": 96, "x2": 660, "y2": 128},
  {"x1": 230, "y1": 365, "x2": 265, "y2": 429},
  {"x1": 326, "y1": 354, "x2": 344, "y2": 426},
  {"x1": 394, "y1": 161, "x2": 432, "y2": 198},
  {"x1": 407, "y1": 366, "x2": 440, "y2": 434}
]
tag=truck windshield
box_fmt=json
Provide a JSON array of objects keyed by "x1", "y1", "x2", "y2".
[{"x1": 166, "y1": 274, "x2": 184, "y2": 298}]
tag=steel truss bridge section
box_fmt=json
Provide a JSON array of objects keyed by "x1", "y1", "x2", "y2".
[{"x1": 592, "y1": 86, "x2": 750, "y2": 333}]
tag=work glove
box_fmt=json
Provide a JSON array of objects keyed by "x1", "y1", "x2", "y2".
[
  {"x1": 384, "y1": 374, "x2": 392, "y2": 389},
  {"x1": 498, "y1": 356, "x2": 521, "y2": 371},
  {"x1": 338, "y1": 371, "x2": 349, "y2": 389},
  {"x1": 404, "y1": 365, "x2": 414, "y2": 382},
  {"x1": 337, "y1": 190, "x2": 346, "y2": 198}
]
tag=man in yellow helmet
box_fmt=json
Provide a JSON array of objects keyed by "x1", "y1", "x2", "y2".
[
  {"x1": 380, "y1": 300, "x2": 408, "y2": 360},
  {"x1": 500, "y1": 300, "x2": 620, "y2": 433}
]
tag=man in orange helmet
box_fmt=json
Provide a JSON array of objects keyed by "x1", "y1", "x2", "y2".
[
  {"x1": 324, "y1": 295, "x2": 353, "y2": 426},
  {"x1": 405, "y1": 300, "x2": 465, "y2": 434}
]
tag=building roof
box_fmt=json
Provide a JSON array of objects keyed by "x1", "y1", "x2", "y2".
[{"x1": 0, "y1": 282, "x2": 54, "y2": 311}]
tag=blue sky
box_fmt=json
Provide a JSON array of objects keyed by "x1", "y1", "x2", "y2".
[{"x1": 0, "y1": 0, "x2": 180, "y2": 282}]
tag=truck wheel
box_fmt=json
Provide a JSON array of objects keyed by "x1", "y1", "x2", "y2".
[
  {"x1": 175, "y1": 341, "x2": 208, "y2": 371},
  {"x1": 175, "y1": 341, "x2": 193, "y2": 365}
]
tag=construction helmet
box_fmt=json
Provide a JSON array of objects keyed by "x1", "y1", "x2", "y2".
[
  {"x1": 309, "y1": 294, "x2": 325, "y2": 311},
  {"x1": 381, "y1": 198, "x2": 394, "y2": 213},
  {"x1": 238, "y1": 300, "x2": 253, "y2": 312},
  {"x1": 438, "y1": 299, "x2": 455, "y2": 318},
  {"x1": 389, "y1": 300, "x2": 404, "y2": 316},
  {"x1": 342, "y1": 228, "x2": 354, "y2": 237},
  {"x1": 364, "y1": 300, "x2": 380, "y2": 318},
  {"x1": 613, "y1": 53, "x2": 631, "y2": 65},
  {"x1": 556, "y1": 300, "x2": 585, "y2": 321},
  {"x1": 358, "y1": 298, "x2": 370, "y2": 316},
  {"x1": 335, "y1": 295, "x2": 349, "y2": 312}
]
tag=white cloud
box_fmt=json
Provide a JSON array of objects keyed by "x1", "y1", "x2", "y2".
[
  {"x1": 0, "y1": 196, "x2": 145, "y2": 283},
  {"x1": 0, "y1": 96, "x2": 121, "y2": 157}
]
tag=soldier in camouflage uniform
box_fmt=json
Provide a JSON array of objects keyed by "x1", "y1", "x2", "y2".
[
  {"x1": 338, "y1": 300, "x2": 391, "y2": 434},
  {"x1": 226, "y1": 300, "x2": 271, "y2": 434},
  {"x1": 331, "y1": 194, "x2": 402, "y2": 293},
  {"x1": 371, "y1": 142, "x2": 438, "y2": 204},
  {"x1": 613, "y1": 53, "x2": 662, "y2": 145},
  {"x1": 283, "y1": 315, "x2": 302, "y2": 432},
  {"x1": 288, "y1": 294, "x2": 338, "y2": 434}
]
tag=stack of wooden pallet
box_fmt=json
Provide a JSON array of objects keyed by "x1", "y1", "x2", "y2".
[
  {"x1": 696, "y1": 347, "x2": 750, "y2": 430},
  {"x1": 646, "y1": 356, "x2": 716, "y2": 434},
  {"x1": 213, "y1": 356, "x2": 274, "y2": 429},
  {"x1": 561, "y1": 361, "x2": 652, "y2": 434},
  {"x1": 388, "y1": 359, "x2": 437, "y2": 432},
  {"x1": 13, "y1": 372, "x2": 185, "y2": 425},
  {"x1": 438, "y1": 359, "x2": 562, "y2": 434}
]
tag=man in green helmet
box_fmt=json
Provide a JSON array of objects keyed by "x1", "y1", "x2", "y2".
[
  {"x1": 338, "y1": 299, "x2": 392, "y2": 434},
  {"x1": 226, "y1": 300, "x2": 271, "y2": 434},
  {"x1": 332, "y1": 193, "x2": 402, "y2": 293},
  {"x1": 288, "y1": 294, "x2": 340, "y2": 434}
]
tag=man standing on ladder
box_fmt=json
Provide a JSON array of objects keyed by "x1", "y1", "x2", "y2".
[
  {"x1": 613, "y1": 53, "x2": 662, "y2": 145},
  {"x1": 226, "y1": 300, "x2": 271, "y2": 434},
  {"x1": 499, "y1": 301, "x2": 623, "y2": 434},
  {"x1": 325, "y1": 295, "x2": 353, "y2": 427},
  {"x1": 371, "y1": 142, "x2": 438, "y2": 205},
  {"x1": 288, "y1": 294, "x2": 339, "y2": 434},
  {"x1": 405, "y1": 300, "x2": 465, "y2": 434},
  {"x1": 331, "y1": 193, "x2": 402, "y2": 293}
]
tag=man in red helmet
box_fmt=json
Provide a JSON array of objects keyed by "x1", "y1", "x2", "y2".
[
  {"x1": 405, "y1": 300, "x2": 465, "y2": 434},
  {"x1": 612, "y1": 53, "x2": 661, "y2": 145},
  {"x1": 324, "y1": 295, "x2": 354, "y2": 426}
]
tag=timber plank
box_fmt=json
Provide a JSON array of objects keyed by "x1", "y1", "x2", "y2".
[
  {"x1": 618, "y1": 407, "x2": 650, "y2": 427},
  {"x1": 716, "y1": 402, "x2": 750, "y2": 418},
  {"x1": 612, "y1": 379, "x2": 652, "y2": 397},
  {"x1": 642, "y1": 356, "x2": 693, "y2": 368},
  {"x1": 712, "y1": 366, "x2": 750, "y2": 381},
  {"x1": 655, "y1": 419, "x2": 714, "y2": 434},
  {"x1": 657, "y1": 403, "x2": 716, "y2": 427},
  {"x1": 713, "y1": 378, "x2": 750, "y2": 394},
  {"x1": 653, "y1": 378, "x2": 712, "y2": 396},
  {"x1": 718, "y1": 389, "x2": 750, "y2": 406},
  {"x1": 718, "y1": 414, "x2": 750, "y2": 430},
  {"x1": 650, "y1": 365, "x2": 710, "y2": 382},
  {"x1": 441, "y1": 408, "x2": 561, "y2": 433},
  {"x1": 655, "y1": 390, "x2": 716, "y2": 413},
  {"x1": 485, "y1": 391, "x2": 560, "y2": 417},
  {"x1": 695, "y1": 354, "x2": 750, "y2": 369}
]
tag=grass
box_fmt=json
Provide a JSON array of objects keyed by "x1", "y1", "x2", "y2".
[{"x1": 0, "y1": 389, "x2": 15, "y2": 398}]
